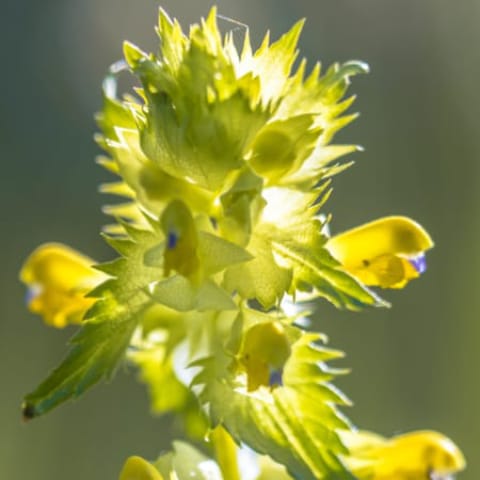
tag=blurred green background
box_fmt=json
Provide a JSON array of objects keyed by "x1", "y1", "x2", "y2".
[{"x1": 2, "y1": 0, "x2": 479, "y2": 478}]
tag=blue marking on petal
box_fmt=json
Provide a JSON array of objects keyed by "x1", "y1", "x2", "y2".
[
  {"x1": 167, "y1": 231, "x2": 178, "y2": 249},
  {"x1": 409, "y1": 254, "x2": 427, "y2": 274},
  {"x1": 25, "y1": 284, "x2": 41, "y2": 306},
  {"x1": 268, "y1": 368, "x2": 283, "y2": 388}
]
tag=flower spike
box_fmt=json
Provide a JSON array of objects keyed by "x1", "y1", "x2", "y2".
[{"x1": 20, "y1": 7, "x2": 464, "y2": 480}]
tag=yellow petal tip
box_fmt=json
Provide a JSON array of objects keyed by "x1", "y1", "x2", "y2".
[{"x1": 119, "y1": 456, "x2": 164, "y2": 480}]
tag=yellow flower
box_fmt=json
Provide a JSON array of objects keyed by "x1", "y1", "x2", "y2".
[
  {"x1": 341, "y1": 429, "x2": 465, "y2": 480},
  {"x1": 239, "y1": 322, "x2": 291, "y2": 391},
  {"x1": 326, "y1": 216, "x2": 434, "y2": 288},
  {"x1": 20, "y1": 243, "x2": 106, "y2": 328},
  {"x1": 161, "y1": 200, "x2": 201, "y2": 282},
  {"x1": 119, "y1": 456, "x2": 164, "y2": 480}
]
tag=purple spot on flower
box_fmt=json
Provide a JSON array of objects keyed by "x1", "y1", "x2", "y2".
[
  {"x1": 268, "y1": 368, "x2": 283, "y2": 388},
  {"x1": 167, "y1": 231, "x2": 178, "y2": 249},
  {"x1": 25, "y1": 285, "x2": 41, "y2": 306},
  {"x1": 409, "y1": 254, "x2": 427, "y2": 274}
]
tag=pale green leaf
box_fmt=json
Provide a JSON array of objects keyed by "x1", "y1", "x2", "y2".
[
  {"x1": 224, "y1": 233, "x2": 292, "y2": 309},
  {"x1": 245, "y1": 20, "x2": 305, "y2": 107},
  {"x1": 151, "y1": 276, "x2": 236, "y2": 312},
  {"x1": 198, "y1": 232, "x2": 253, "y2": 275},
  {"x1": 23, "y1": 312, "x2": 142, "y2": 419},
  {"x1": 266, "y1": 221, "x2": 386, "y2": 310},
  {"x1": 23, "y1": 225, "x2": 163, "y2": 418}
]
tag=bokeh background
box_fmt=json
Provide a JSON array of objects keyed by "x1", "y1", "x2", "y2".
[{"x1": 2, "y1": 0, "x2": 479, "y2": 478}]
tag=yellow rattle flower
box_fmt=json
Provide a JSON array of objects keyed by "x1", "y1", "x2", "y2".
[
  {"x1": 327, "y1": 216, "x2": 434, "y2": 288},
  {"x1": 341, "y1": 429, "x2": 465, "y2": 480},
  {"x1": 20, "y1": 243, "x2": 106, "y2": 328},
  {"x1": 239, "y1": 321, "x2": 291, "y2": 392}
]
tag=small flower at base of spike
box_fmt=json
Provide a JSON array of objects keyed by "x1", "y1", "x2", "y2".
[
  {"x1": 239, "y1": 322, "x2": 291, "y2": 391},
  {"x1": 326, "y1": 216, "x2": 434, "y2": 288},
  {"x1": 340, "y1": 429, "x2": 465, "y2": 480},
  {"x1": 19, "y1": 243, "x2": 106, "y2": 328},
  {"x1": 119, "y1": 456, "x2": 164, "y2": 480}
]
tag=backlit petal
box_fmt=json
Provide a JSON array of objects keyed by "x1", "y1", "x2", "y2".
[
  {"x1": 326, "y1": 216, "x2": 433, "y2": 288},
  {"x1": 119, "y1": 456, "x2": 164, "y2": 480},
  {"x1": 20, "y1": 243, "x2": 105, "y2": 328},
  {"x1": 341, "y1": 430, "x2": 466, "y2": 480}
]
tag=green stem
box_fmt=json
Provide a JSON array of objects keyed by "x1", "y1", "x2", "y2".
[{"x1": 211, "y1": 426, "x2": 241, "y2": 480}]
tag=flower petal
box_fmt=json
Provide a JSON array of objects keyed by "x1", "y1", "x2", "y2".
[
  {"x1": 340, "y1": 429, "x2": 466, "y2": 479},
  {"x1": 20, "y1": 243, "x2": 105, "y2": 328},
  {"x1": 326, "y1": 216, "x2": 433, "y2": 288},
  {"x1": 119, "y1": 456, "x2": 164, "y2": 480},
  {"x1": 239, "y1": 322, "x2": 291, "y2": 391}
]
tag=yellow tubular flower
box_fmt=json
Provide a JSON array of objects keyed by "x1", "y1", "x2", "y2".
[
  {"x1": 20, "y1": 243, "x2": 106, "y2": 328},
  {"x1": 161, "y1": 200, "x2": 201, "y2": 283},
  {"x1": 239, "y1": 322, "x2": 291, "y2": 391},
  {"x1": 119, "y1": 456, "x2": 164, "y2": 480},
  {"x1": 326, "y1": 216, "x2": 434, "y2": 288},
  {"x1": 341, "y1": 430, "x2": 466, "y2": 480}
]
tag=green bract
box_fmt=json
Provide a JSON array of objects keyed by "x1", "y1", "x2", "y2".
[{"x1": 20, "y1": 7, "x2": 462, "y2": 480}]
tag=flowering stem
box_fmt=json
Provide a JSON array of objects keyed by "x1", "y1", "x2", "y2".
[{"x1": 211, "y1": 426, "x2": 241, "y2": 480}]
